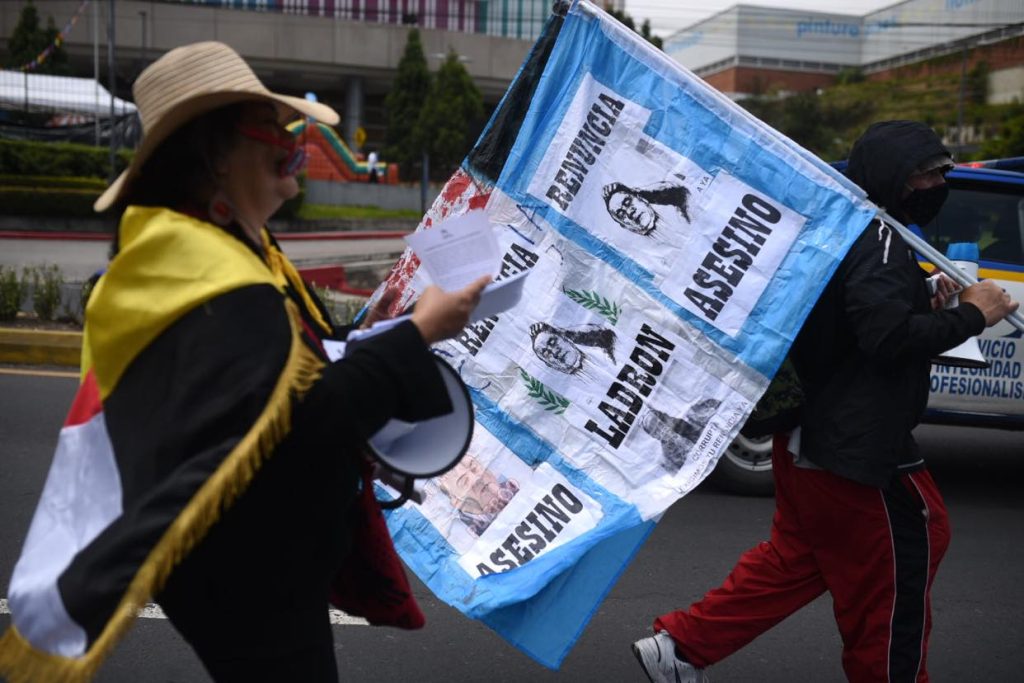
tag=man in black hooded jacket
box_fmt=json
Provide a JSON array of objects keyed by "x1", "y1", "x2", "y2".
[{"x1": 633, "y1": 122, "x2": 1018, "y2": 682}]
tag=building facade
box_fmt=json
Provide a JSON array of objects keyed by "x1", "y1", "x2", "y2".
[
  {"x1": 665, "y1": 0, "x2": 1024, "y2": 100},
  {"x1": 175, "y1": 0, "x2": 618, "y2": 41},
  {"x1": 0, "y1": 0, "x2": 544, "y2": 153}
]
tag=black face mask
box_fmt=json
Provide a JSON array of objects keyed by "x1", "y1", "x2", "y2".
[{"x1": 901, "y1": 184, "x2": 949, "y2": 226}]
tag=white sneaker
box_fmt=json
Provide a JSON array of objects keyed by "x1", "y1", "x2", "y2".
[{"x1": 631, "y1": 630, "x2": 709, "y2": 683}]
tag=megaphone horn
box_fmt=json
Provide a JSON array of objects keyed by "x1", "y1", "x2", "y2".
[
  {"x1": 367, "y1": 355, "x2": 475, "y2": 508},
  {"x1": 933, "y1": 336, "x2": 990, "y2": 369}
]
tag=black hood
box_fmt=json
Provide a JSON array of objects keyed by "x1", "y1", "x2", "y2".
[{"x1": 845, "y1": 120, "x2": 951, "y2": 218}]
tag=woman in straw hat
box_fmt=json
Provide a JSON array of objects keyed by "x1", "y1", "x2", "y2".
[{"x1": 0, "y1": 42, "x2": 488, "y2": 683}]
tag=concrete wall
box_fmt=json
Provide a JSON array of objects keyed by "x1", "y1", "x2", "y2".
[
  {"x1": 1, "y1": 1, "x2": 533, "y2": 100},
  {"x1": 306, "y1": 179, "x2": 442, "y2": 212},
  {"x1": 991, "y1": 65, "x2": 1024, "y2": 103},
  {"x1": 862, "y1": 0, "x2": 1024, "y2": 65},
  {"x1": 666, "y1": 6, "x2": 863, "y2": 73},
  {"x1": 735, "y1": 7, "x2": 862, "y2": 67},
  {"x1": 703, "y1": 66, "x2": 839, "y2": 97},
  {"x1": 664, "y1": 0, "x2": 1024, "y2": 75},
  {"x1": 867, "y1": 36, "x2": 1024, "y2": 106},
  {"x1": 664, "y1": 8, "x2": 739, "y2": 73}
]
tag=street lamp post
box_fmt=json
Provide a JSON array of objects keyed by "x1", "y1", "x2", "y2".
[
  {"x1": 957, "y1": 42, "x2": 969, "y2": 154},
  {"x1": 421, "y1": 150, "x2": 430, "y2": 215},
  {"x1": 107, "y1": 0, "x2": 117, "y2": 183}
]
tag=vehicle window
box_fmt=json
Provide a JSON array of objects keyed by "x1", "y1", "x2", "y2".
[{"x1": 925, "y1": 185, "x2": 1024, "y2": 267}]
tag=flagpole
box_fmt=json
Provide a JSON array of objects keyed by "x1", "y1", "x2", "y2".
[{"x1": 880, "y1": 210, "x2": 1024, "y2": 333}]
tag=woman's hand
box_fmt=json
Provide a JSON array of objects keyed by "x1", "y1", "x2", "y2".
[
  {"x1": 411, "y1": 276, "x2": 491, "y2": 344},
  {"x1": 360, "y1": 287, "x2": 400, "y2": 330}
]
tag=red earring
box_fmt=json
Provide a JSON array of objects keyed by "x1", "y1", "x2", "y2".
[{"x1": 208, "y1": 192, "x2": 234, "y2": 226}]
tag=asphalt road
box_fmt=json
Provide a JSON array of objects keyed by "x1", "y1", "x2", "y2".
[{"x1": 1, "y1": 369, "x2": 1022, "y2": 682}]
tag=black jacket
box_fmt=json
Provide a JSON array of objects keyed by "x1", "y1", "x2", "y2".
[
  {"x1": 791, "y1": 121, "x2": 985, "y2": 487},
  {"x1": 72, "y1": 223, "x2": 452, "y2": 654}
]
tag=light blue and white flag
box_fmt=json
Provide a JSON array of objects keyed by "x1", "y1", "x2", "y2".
[{"x1": 370, "y1": 0, "x2": 877, "y2": 669}]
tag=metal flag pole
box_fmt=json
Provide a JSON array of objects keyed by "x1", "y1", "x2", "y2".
[{"x1": 879, "y1": 210, "x2": 1024, "y2": 334}]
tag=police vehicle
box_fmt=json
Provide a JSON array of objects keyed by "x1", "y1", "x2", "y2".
[{"x1": 712, "y1": 162, "x2": 1024, "y2": 495}]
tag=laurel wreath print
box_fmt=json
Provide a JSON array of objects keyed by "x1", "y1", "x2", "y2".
[
  {"x1": 519, "y1": 369, "x2": 570, "y2": 414},
  {"x1": 562, "y1": 288, "x2": 621, "y2": 325}
]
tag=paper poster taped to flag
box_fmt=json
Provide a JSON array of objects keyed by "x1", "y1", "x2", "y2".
[{"x1": 371, "y1": 0, "x2": 877, "y2": 669}]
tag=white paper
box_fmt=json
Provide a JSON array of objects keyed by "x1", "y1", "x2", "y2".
[
  {"x1": 322, "y1": 339, "x2": 347, "y2": 361},
  {"x1": 344, "y1": 314, "x2": 412, "y2": 345},
  {"x1": 343, "y1": 270, "x2": 529, "y2": 337},
  {"x1": 405, "y1": 210, "x2": 500, "y2": 292},
  {"x1": 470, "y1": 269, "x2": 531, "y2": 322}
]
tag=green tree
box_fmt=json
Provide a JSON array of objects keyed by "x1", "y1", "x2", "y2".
[
  {"x1": 978, "y1": 107, "x2": 1024, "y2": 159},
  {"x1": 780, "y1": 92, "x2": 830, "y2": 152},
  {"x1": 605, "y1": 6, "x2": 663, "y2": 50},
  {"x1": 836, "y1": 67, "x2": 865, "y2": 86},
  {"x1": 967, "y1": 61, "x2": 989, "y2": 106},
  {"x1": 384, "y1": 29, "x2": 432, "y2": 180},
  {"x1": 4, "y1": 1, "x2": 69, "y2": 74},
  {"x1": 640, "y1": 18, "x2": 664, "y2": 51},
  {"x1": 740, "y1": 89, "x2": 874, "y2": 161},
  {"x1": 416, "y1": 50, "x2": 484, "y2": 181}
]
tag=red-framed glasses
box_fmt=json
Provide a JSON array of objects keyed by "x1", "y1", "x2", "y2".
[{"x1": 237, "y1": 124, "x2": 306, "y2": 178}]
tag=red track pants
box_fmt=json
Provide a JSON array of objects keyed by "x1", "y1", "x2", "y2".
[{"x1": 655, "y1": 435, "x2": 950, "y2": 682}]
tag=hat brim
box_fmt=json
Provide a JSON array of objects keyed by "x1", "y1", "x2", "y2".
[{"x1": 94, "y1": 91, "x2": 339, "y2": 212}]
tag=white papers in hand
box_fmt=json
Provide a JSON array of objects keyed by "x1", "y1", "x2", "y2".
[
  {"x1": 344, "y1": 314, "x2": 412, "y2": 345},
  {"x1": 404, "y1": 210, "x2": 499, "y2": 292},
  {"x1": 322, "y1": 339, "x2": 347, "y2": 361}
]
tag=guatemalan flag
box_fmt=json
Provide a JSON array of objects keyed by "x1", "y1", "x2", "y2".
[
  {"x1": 4, "y1": 371, "x2": 118, "y2": 657},
  {"x1": 368, "y1": 0, "x2": 879, "y2": 669},
  {"x1": 0, "y1": 207, "x2": 327, "y2": 682}
]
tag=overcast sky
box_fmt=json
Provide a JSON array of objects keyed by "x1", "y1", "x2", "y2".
[{"x1": 625, "y1": 1, "x2": 905, "y2": 37}]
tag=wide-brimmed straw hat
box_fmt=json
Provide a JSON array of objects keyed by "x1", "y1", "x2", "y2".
[{"x1": 94, "y1": 41, "x2": 339, "y2": 212}]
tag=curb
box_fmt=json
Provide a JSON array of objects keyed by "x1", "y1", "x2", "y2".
[{"x1": 0, "y1": 328, "x2": 82, "y2": 368}]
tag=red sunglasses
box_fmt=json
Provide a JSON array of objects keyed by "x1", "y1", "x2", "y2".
[{"x1": 237, "y1": 124, "x2": 307, "y2": 177}]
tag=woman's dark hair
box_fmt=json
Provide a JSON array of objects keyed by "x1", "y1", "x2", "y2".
[{"x1": 110, "y1": 103, "x2": 246, "y2": 255}]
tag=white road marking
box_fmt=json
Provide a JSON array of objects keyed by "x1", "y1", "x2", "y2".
[
  {"x1": 1, "y1": 598, "x2": 367, "y2": 626},
  {"x1": 329, "y1": 610, "x2": 369, "y2": 626}
]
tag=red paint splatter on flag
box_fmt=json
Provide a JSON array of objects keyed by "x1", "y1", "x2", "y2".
[{"x1": 367, "y1": 168, "x2": 496, "y2": 316}]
